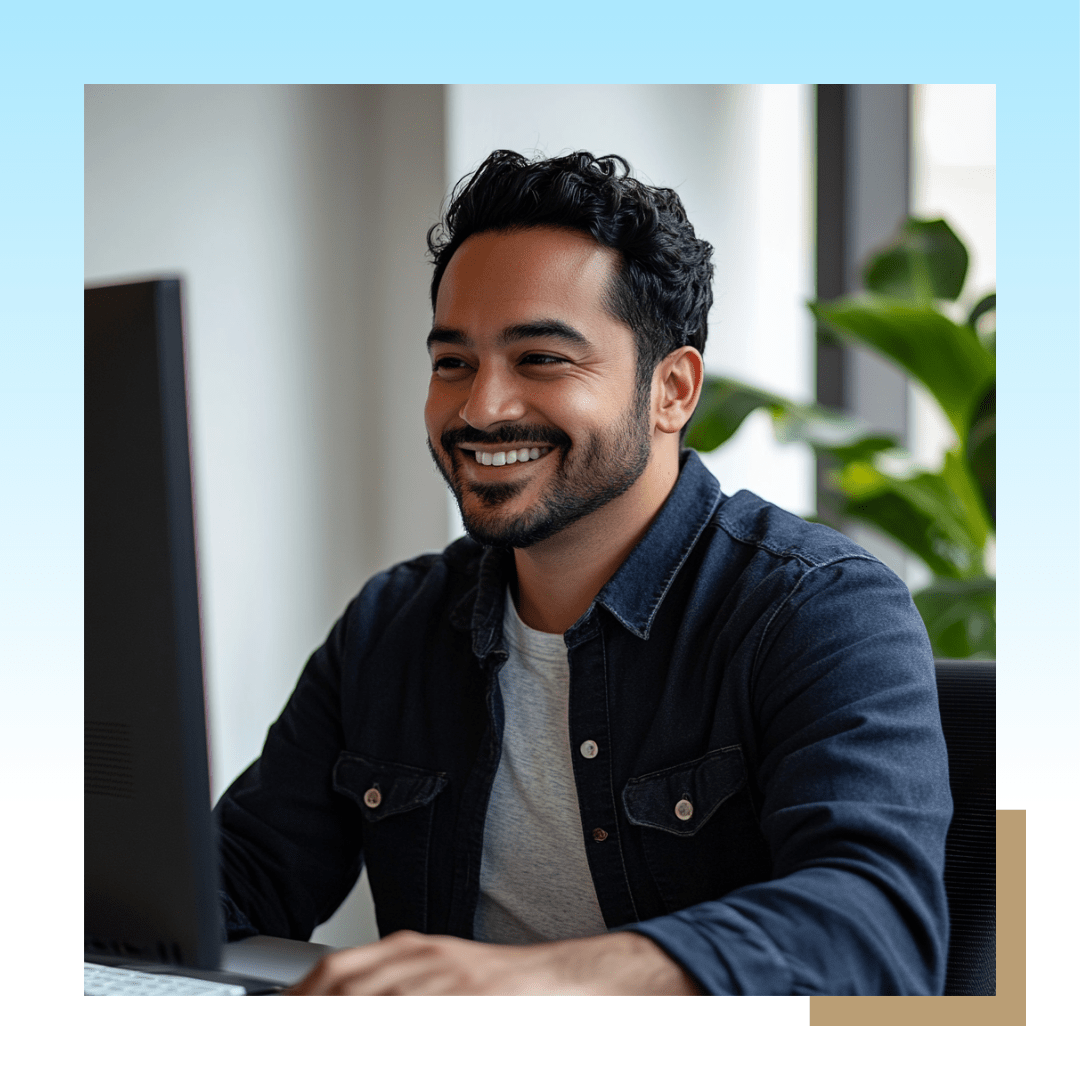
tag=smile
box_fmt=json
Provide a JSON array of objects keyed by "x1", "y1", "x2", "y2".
[{"x1": 464, "y1": 446, "x2": 553, "y2": 468}]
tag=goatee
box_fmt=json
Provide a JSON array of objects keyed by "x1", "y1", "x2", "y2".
[{"x1": 428, "y1": 395, "x2": 652, "y2": 549}]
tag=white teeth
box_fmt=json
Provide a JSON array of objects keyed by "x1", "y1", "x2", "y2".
[{"x1": 472, "y1": 446, "x2": 548, "y2": 466}]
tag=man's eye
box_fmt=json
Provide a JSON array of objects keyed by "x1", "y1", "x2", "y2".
[
  {"x1": 432, "y1": 357, "x2": 469, "y2": 375},
  {"x1": 521, "y1": 353, "x2": 566, "y2": 366}
]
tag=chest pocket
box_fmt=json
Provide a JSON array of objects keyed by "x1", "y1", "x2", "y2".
[
  {"x1": 332, "y1": 751, "x2": 447, "y2": 935},
  {"x1": 622, "y1": 746, "x2": 771, "y2": 914}
]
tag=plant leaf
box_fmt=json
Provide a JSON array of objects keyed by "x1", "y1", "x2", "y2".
[
  {"x1": 821, "y1": 435, "x2": 899, "y2": 466},
  {"x1": 684, "y1": 378, "x2": 783, "y2": 452},
  {"x1": 967, "y1": 291, "x2": 996, "y2": 358},
  {"x1": 912, "y1": 576, "x2": 995, "y2": 658},
  {"x1": 966, "y1": 382, "x2": 996, "y2": 526},
  {"x1": 767, "y1": 399, "x2": 889, "y2": 451},
  {"x1": 863, "y1": 218, "x2": 969, "y2": 303},
  {"x1": 833, "y1": 451, "x2": 989, "y2": 579},
  {"x1": 685, "y1": 376, "x2": 894, "y2": 461},
  {"x1": 939, "y1": 448, "x2": 992, "y2": 550},
  {"x1": 967, "y1": 291, "x2": 996, "y2": 328},
  {"x1": 809, "y1": 296, "x2": 994, "y2": 440}
]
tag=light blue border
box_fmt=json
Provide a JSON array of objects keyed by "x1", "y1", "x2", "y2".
[{"x1": 2, "y1": 0, "x2": 1076, "y2": 1047}]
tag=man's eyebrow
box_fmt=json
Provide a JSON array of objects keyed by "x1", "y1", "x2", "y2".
[
  {"x1": 427, "y1": 319, "x2": 592, "y2": 352},
  {"x1": 498, "y1": 320, "x2": 591, "y2": 347},
  {"x1": 426, "y1": 326, "x2": 470, "y2": 350}
]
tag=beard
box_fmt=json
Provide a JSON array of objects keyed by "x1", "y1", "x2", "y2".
[{"x1": 428, "y1": 390, "x2": 653, "y2": 549}]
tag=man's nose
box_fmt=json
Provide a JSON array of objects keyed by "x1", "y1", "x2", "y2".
[{"x1": 459, "y1": 362, "x2": 526, "y2": 430}]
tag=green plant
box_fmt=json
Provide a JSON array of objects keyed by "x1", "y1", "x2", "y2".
[{"x1": 685, "y1": 218, "x2": 996, "y2": 658}]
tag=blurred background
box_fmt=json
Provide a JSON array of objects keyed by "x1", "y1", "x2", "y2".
[{"x1": 84, "y1": 83, "x2": 995, "y2": 947}]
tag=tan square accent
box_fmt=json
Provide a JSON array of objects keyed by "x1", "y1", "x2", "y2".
[{"x1": 808, "y1": 809, "x2": 1025, "y2": 1026}]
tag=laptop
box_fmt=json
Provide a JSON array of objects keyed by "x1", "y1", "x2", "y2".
[{"x1": 84, "y1": 278, "x2": 330, "y2": 994}]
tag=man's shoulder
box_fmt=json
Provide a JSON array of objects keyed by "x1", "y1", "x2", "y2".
[
  {"x1": 357, "y1": 535, "x2": 485, "y2": 606},
  {"x1": 330, "y1": 535, "x2": 494, "y2": 652},
  {"x1": 696, "y1": 488, "x2": 923, "y2": 652},
  {"x1": 709, "y1": 488, "x2": 880, "y2": 572}
]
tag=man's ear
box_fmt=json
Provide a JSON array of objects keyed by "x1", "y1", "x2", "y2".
[{"x1": 653, "y1": 346, "x2": 704, "y2": 434}]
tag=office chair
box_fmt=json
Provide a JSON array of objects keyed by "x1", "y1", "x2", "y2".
[{"x1": 935, "y1": 659, "x2": 996, "y2": 995}]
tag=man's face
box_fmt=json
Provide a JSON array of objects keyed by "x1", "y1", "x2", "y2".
[{"x1": 424, "y1": 227, "x2": 653, "y2": 548}]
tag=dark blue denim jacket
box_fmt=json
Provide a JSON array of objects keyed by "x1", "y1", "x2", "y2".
[{"x1": 215, "y1": 450, "x2": 952, "y2": 995}]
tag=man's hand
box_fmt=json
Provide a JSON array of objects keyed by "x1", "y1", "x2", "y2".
[{"x1": 287, "y1": 929, "x2": 700, "y2": 995}]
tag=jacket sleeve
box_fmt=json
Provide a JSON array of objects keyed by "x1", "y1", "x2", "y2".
[
  {"x1": 213, "y1": 603, "x2": 362, "y2": 941},
  {"x1": 626, "y1": 555, "x2": 953, "y2": 995}
]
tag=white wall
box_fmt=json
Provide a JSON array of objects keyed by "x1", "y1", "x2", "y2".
[
  {"x1": 85, "y1": 84, "x2": 448, "y2": 947},
  {"x1": 447, "y1": 84, "x2": 816, "y2": 530}
]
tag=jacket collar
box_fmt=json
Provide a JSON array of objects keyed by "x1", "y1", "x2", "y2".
[
  {"x1": 592, "y1": 449, "x2": 721, "y2": 640},
  {"x1": 465, "y1": 450, "x2": 722, "y2": 656}
]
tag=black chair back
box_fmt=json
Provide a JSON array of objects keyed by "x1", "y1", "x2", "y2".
[{"x1": 935, "y1": 659, "x2": 996, "y2": 995}]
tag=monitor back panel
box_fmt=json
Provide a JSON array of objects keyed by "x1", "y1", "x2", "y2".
[{"x1": 85, "y1": 279, "x2": 220, "y2": 970}]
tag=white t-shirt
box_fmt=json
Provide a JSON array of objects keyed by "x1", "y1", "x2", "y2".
[{"x1": 471, "y1": 588, "x2": 608, "y2": 944}]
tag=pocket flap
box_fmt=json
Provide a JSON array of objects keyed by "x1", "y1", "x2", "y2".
[
  {"x1": 333, "y1": 751, "x2": 447, "y2": 823},
  {"x1": 622, "y1": 746, "x2": 746, "y2": 837}
]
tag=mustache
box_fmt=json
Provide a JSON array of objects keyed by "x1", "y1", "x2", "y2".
[{"x1": 440, "y1": 424, "x2": 571, "y2": 455}]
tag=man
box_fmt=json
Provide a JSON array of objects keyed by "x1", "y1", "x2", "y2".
[{"x1": 215, "y1": 150, "x2": 952, "y2": 995}]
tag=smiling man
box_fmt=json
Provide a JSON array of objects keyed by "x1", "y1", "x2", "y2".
[{"x1": 214, "y1": 151, "x2": 952, "y2": 995}]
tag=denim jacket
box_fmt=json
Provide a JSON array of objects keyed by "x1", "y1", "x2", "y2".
[{"x1": 215, "y1": 450, "x2": 952, "y2": 995}]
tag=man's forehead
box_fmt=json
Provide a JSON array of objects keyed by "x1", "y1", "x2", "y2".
[{"x1": 434, "y1": 227, "x2": 619, "y2": 325}]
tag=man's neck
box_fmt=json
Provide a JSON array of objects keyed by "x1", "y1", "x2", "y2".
[{"x1": 511, "y1": 447, "x2": 681, "y2": 635}]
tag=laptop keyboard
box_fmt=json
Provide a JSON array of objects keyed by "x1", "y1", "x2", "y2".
[{"x1": 84, "y1": 961, "x2": 247, "y2": 996}]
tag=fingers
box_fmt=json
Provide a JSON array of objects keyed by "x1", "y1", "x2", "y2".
[
  {"x1": 285, "y1": 932, "x2": 592, "y2": 996},
  {"x1": 334, "y1": 953, "x2": 463, "y2": 996},
  {"x1": 288, "y1": 930, "x2": 429, "y2": 995},
  {"x1": 329, "y1": 947, "x2": 454, "y2": 996}
]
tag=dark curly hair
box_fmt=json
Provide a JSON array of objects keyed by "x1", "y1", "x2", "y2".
[{"x1": 426, "y1": 150, "x2": 714, "y2": 394}]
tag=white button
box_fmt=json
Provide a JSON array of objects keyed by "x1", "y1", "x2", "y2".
[
  {"x1": 363, "y1": 787, "x2": 382, "y2": 808},
  {"x1": 674, "y1": 799, "x2": 693, "y2": 821},
  {"x1": 579, "y1": 740, "x2": 599, "y2": 759}
]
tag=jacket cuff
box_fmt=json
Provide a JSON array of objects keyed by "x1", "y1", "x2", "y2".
[{"x1": 618, "y1": 902, "x2": 796, "y2": 996}]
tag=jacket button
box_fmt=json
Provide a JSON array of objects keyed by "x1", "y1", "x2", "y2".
[
  {"x1": 674, "y1": 799, "x2": 693, "y2": 821},
  {"x1": 579, "y1": 739, "x2": 599, "y2": 759},
  {"x1": 592, "y1": 827, "x2": 608, "y2": 842},
  {"x1": 363, "y1": 787, "x2": 382, "y2": 808}
]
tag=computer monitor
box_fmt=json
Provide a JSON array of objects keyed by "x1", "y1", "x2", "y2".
[{"x1": 84, "y1": 278, "x2": 221, "y2": 970}]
